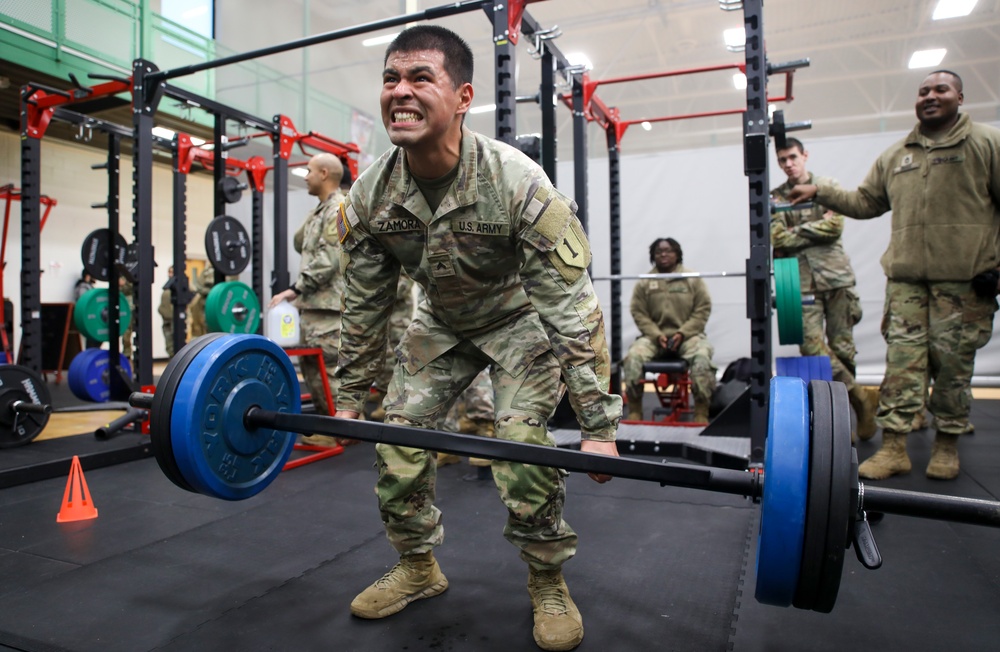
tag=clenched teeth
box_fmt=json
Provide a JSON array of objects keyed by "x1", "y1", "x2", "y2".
[{"x1": 394, "y1": 112, "x2": 420, "y2": 123}]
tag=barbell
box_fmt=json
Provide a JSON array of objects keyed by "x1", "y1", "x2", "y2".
[
  {"x1": 0, "y1": 365, "x2": 53, "y2": 448},
  {"x1": 130, "y1": 333, "x2": 1000, "y2": 614},
  {"x1": 593, "y1": 257, "x2": 805, "y2": 344}
]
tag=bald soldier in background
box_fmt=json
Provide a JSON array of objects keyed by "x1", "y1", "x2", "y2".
[
  {"x1": 269, "y1": 153, "x2": 349, "y2": 445},
  {"x1": 770, "y1": 138, "x2": 878, "y2": 441},
  {"x1": 788, "y1": 70, "x2": 1000, "y2": 482}
]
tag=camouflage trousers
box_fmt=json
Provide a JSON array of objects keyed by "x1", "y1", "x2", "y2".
[
  {"x1": 299, "y1": 309, "x2": 341, "y2": 416},
  {"x1": 189, "y1": 295, "x2": 208, "y2": 338},
  {"x1": 377, "y1": 342, "x2": 576, "y2": 570},
  {"x1": 442, "y1": 367, "x2": 495, "y2": 430},
  {"x1": 877, "y1": 280, "x2": 996, "y2": 434},
  {"x1": 800, "y1": 286, "x2": 862, "y2": 389},
  {"x1": 162, "y1": 321, "x2": 174, "y2": 357},
  {"x1": 621, "y1": 334, "x2": 717, "y2": 407}
]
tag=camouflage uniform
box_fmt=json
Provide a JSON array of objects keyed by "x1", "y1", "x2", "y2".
[
  {"x1": 120, "y1": 279, "x2": 134, "y2": 359},
  {"x1": 336, "y1": 127, "x2": 621, "y2": 569},
  {"x1": 621, "y1": 265, "x2": 716, "y2": 417},
  {"x1": 771, "y1": 174, "x2": 862, "y2": 389},
  {"x1": 373, "y1": 273, "x2": 416, "y2": 394},
  {"x1": 293, "y1": 190, "x2": 347, "y2": 416},
  {"x1": 158, "y1": 285, "x2": 174, "y2": 357},
  {"x1": 188, "y1": 264, "x2": 215, "y2": 338},
  {"x1": 815, "y1": 113, "x2": 1000, "y2": 437}
]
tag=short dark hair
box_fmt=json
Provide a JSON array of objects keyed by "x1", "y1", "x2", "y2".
[
  {"x1": 385, "y1": 25, "x2": 474, "y2": 89},
  {"x1": 928, "y1": 69, "x2": 963, "y2": 93},
  {"x1": 777, "y1": 137, "x2": 805, "y2": 154},
  {"x1": 649, "y1": 238, "x2": 683, "y2": 264}
]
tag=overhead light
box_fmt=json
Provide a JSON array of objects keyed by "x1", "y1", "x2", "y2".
[
  {"x1": 908, "y1": 48, "x2": 947, "y2": 69},
  {"x1": 565, "y1": 52, "x2": 593, "y2": 71},
  {"x1": 641, "y1": 121, "x2": 652, "y2": 131},
  {"x1": 468, "y1": 103, "x2": 496, "y2": 115},
  {"x1": 291, "y1": 167, "x2": 308, "y2": 178},
  {"x1": 932, "y1": 0, "x2": 977, "y2": 20},
  {"x1": 152, "y1": 126, "x2": 175, "y2": 140},
  {"x1": 732, "y1": 72, "x2": 747, "y2": 90},
  {"x1": 363, "y1": 33, "x2": 399, "y2": 47},
  {"x1": 723, "y1": 27, "x2": 746, "y2": 51}
]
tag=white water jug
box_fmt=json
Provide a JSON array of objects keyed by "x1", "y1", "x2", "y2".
[{"x1": 265, "y1": 300, "x2": 301, "y2": 347}]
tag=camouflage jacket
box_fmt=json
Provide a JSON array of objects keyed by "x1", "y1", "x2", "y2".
[
  {"x1": 193, "y1": 265, "x2": 215, "y2": 298},
  {"x1": 294, "y1": 190, "x2": 346, "y2": 311},
  {"x1": 815, "y1": 113, "x2": 1000, "y2": 282},
  {"x1": 336, "y1": 128, "x2": 621, "y2": 439},
  {"x1": 771, "y1": 174, "x2": 856, "y2": 292},
  {"x1": 629, "y1": 265, "x2": 712, "y2": 342}
]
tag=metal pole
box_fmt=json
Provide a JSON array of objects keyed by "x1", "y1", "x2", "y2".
[{"x1": 151, "y1": 0, "x2": 489, "y2": 82}]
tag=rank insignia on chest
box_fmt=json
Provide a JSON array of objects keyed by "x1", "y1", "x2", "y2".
[{"x1": 649, "y1": 281, "x2": 659, "y2": 290}]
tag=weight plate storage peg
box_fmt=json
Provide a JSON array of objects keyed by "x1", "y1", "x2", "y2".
[
  {"x1": 168, "y1": 334, "x2": 300, "y2": 500},
  {"x1": 80, "y1": 228, "x2": 128, "y2": 282},
  {"x1": 74, "y1": 288, "x2": 132, "y2": 342},
  {"x1": 0, "y1": 365, "x2": 52, "y2": 448},
  {"x1": 68, "y1": 349, "x2": 134, "y2": 403},
  {"x1": 205, "y1": 215, "x2": 251, "y2": 275},
  {"x1": 206, "y1": 281, "x2": 261, "y2": 334}
]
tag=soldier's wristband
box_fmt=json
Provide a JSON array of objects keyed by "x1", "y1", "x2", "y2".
[{"x1": 290, "y1": 285, "x2": 302, "y2": 296}]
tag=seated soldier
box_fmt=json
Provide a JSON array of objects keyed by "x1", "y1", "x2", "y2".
[{"x1": 621, "y1": 237, "x2": 717, "y2": 422}]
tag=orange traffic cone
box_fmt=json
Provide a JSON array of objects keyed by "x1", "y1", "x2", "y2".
[{"x1": 56, "y1": 455, "x2": 98, "y2": 523}]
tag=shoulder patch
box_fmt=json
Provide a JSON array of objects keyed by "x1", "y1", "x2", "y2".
[
  {"x1": 336, "y1": 203, "x2": 351, "y2": 243},
  {"x1": 534, "y1": 196, "x2": 572, "y2": 245}
]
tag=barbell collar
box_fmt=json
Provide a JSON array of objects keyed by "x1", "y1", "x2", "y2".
[
  {"x1": 11, "y1": 400, "x2": 52, "y2": 416},
  {"x1": 131, "y1": 392, "x2": 154, "y2": 410},
  {"x1": 245, "y1": 407, "x2": 760, "y2": 498}
]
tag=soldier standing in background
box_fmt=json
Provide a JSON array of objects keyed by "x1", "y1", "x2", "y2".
[
  {"x1": 771, "y1": 137, "x2": 878, "y2": 441},
  {"x1": 269, "y1": 153, "x2": 348, "y2": 446}
]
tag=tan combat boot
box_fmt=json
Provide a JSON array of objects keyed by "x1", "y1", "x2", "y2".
[
  {"x1": 693, "y1": 398, "x2": 710, "y2": 424},
  {"x1": 350, "y1": 551, "x2": 449, "y2": 619},
  {"x1": 926, "y1": 432, "x2": 960, "y2": 480},
  {"x1": 858, "y1": 431, "x2": 911, "y2": 480},
  {"x1": 461, "y1": 417, "x2": 495, "y2": 467},
  {"x1": 436, "y1": 452, "x2": 461, "y2": 466},
  {"x1": 368, "y1": 389, "x2": 388, "y2": 422},
  {"x1": 848, "y1": 385, "x2": 879, "y2": 442},
  {"x1": 527, "y1": 568, "x2": 584, "y2": 651},
  {"x1": 299, "y1": 434, "x2": 341, "y2": 448}
]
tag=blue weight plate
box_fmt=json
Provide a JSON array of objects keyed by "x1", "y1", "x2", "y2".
[
  {"x1": 170, "y1": 334, "x2": 300, "y2": 500},
  {"x1": 68, "y1": 349, "x2": 132, "y2": 402},
  {"x1": 755, "y1": 375, "x2": 810, "y2": 607},
  {"x1": 151, "y1": 333, "x2": 227, "y2": 493}
]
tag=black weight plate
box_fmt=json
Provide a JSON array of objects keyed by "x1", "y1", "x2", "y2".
[
  {"x1": 218, "y1": 176, "x2": 244, "y2": 204},
  {"x1": 793, "y1": 380, "x2": 834, "y2": 610},
  {"x1": 0, "y1": 365, "x2": 52, "y2": 448},
  {"x1": 205, "y1": 215, "x2": 250, "y2": 275},
  {"x1": 150, "y1": 333, "x2": 226, "y2": 493},
  {"x1": 81, "y1": 228, "x2": 127, "y2": 282},
  {"x1": 814, "y1": 380, "x2": 853, "y2": 613}
]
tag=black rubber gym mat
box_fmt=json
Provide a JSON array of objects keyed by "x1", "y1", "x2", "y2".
[{"x1": 1, "y1": 399, "x2": 999, "y2": 651}]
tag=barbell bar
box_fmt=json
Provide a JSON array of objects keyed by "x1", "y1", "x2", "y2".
[{"x1": 130, "y1": 334, "x2": 1000, "y2": 614}]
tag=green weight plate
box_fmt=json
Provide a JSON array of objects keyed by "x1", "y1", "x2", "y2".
[
  {"x1": 774, "y1": 258, "x2": 804, "y2": 345},
  {"x1": 0, "y1": 365, "x2": 51, "y2": 448},
  {"x1": 814, "y1": 380, "x2": 853, "y2": 613},
  {"x1": 756, "y1": 375, "x2": 810, "y2": 607},
  {"x1": 206, "y1": 281, "x2": 260, "y2": 334},
  {"x1": 73, "y1": 288, "x2": 132, "y2": 343}
]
